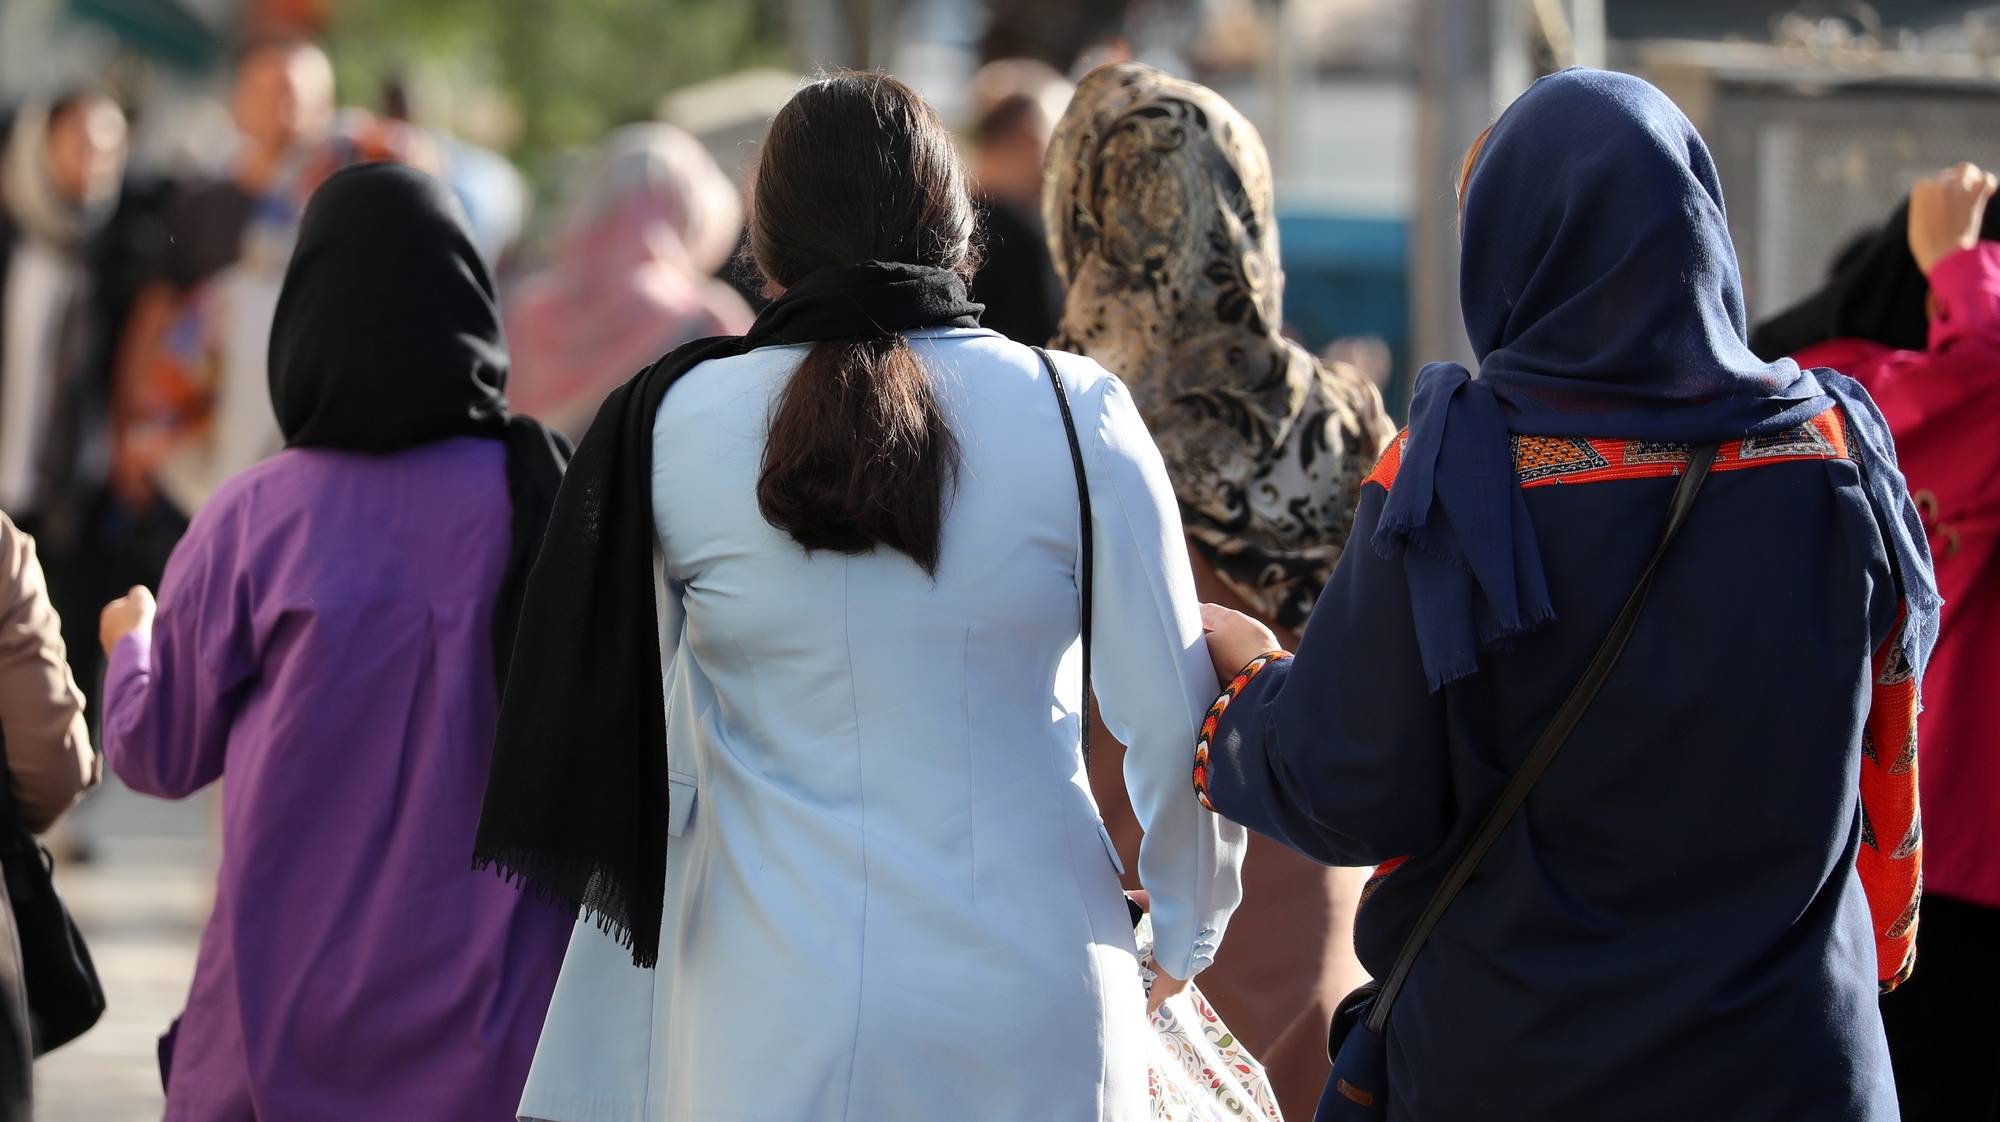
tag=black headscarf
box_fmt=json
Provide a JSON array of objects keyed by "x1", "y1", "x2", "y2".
[
  {"x1": 474, "y1": 261, "x2": 981, "y2": 967},
  {"x1": 1750, "y1": 195, "x2": 2000, "y2": 359},
  {"x1": 268, "y1": 162, "x2": 570, "y2": 687}
]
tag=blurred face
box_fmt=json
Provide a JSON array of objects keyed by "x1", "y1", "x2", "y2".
[
  {"x1": 45, "y1": 97, "x2": 127, "y2": 205},
  {"x1": 974, "y1": 127, "x2": 1047, "y2": 207},
  {"x1": 232, "y1": 42, "x2": 335, "y2": 155}
]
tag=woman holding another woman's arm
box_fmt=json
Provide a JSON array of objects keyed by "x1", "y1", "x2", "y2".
[
  {"x1": 1198, "y1": 69, "x2": 1935, "y2": 1122},
  {"x1": 1047, "y1": 62, "x2": 1392, "y2": 1121}
]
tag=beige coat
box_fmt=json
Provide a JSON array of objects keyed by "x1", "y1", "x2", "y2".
[
  {"x1": 0, "y1": 511, "x2": 95, "y2": 831},
  {"x1": 1, "y1": 509, "x2": 96, "y2": 1118}
]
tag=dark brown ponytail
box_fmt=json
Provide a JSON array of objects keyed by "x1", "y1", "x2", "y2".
[{"x1": 750, "y1": 72, "x2": 978, "y2": 574}]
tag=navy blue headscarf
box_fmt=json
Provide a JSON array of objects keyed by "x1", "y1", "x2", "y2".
[{"x1": 1378, "y1": 68, "x2": 1938, "y2": 689}]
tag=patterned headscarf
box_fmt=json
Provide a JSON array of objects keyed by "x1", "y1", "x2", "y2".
[{"x1": 1045, "y1": 63, "x2": 1392, "y2": 632}]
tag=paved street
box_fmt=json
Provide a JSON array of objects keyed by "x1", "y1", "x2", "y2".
[{"x1": 34, "y1": 777, "x2": 216, "y2": 1121}]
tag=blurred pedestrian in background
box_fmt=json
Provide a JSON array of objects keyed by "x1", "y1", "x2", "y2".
[
  {"x1": 377, "y1": 70, "x2": 528, "y2": 270},
  {"x1": 0, "y1": 89, "x2": 129, "y2": 771},
  {"x1": 1754, "y1": 162, "x2": 2000, "y2": 1122},
  {"x1": 112, "y1": 32, "x2": 423, "y2": 522},
  {"x1": 965, "y1": 59, "x2": 1070, "y2": 345},
  {"x1": 1047, "y1": 61, "x2": 1391, "y2": 1120},
  {"x1": 0, "y1": 509, "x2": 99, "y2": 1121},
  {"x1": 1198, "y1": 69, "x2": 1933, "y2": 1120},
  {"x1": 479, "y1": 71, "x2": 1244, "y2": 1122},
  {"x1": 96, "y1": 163, "x2": 570, "y2": 1121},
  {"x1": 0, "y1": 90, "x2": 127, "y2": 542},
  {"x1": 505, "y1": 123, "x2": 753, "y2": 441},
  {"x1": 658, "y1": 68, "x2": 805, "y2": 316}
]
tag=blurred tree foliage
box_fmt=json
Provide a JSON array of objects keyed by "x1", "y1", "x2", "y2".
[{"x1": 324, "y1": 0, "x2": 787, "y2": 159}]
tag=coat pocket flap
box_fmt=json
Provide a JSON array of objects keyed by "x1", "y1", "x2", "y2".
[
  {"x1": 667, "y1": 771, "x2": 698, "y2": 838},
  {"x1": 1096, "y1": 820, "x2": 1126, "y2": 876}
]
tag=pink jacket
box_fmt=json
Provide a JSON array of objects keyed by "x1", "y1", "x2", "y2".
[{"x1": 1796, "y1": 242, "x2": 2000, "y2": 907}]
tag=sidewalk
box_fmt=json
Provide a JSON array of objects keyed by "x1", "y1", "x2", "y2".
[{"x1": 34, "y1": 777, "x2": 216, "y2": 1122}]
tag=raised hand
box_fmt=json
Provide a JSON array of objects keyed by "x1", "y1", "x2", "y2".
[
  {"x1": 1908, "y1": 161, "x2": 1999, "y2": 276},
  {"x1": 99, "y1": 585, "x2": 156, "y2": 657}
]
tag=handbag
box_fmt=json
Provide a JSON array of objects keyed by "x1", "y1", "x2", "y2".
[
  {"x1": 0, "y1": 733, "x2": 106, "y2": 1055},
  {"x1": 1319, "y1": 443, "x2": 1719, "y2": 1119},
  {"x1": 1040, "y1": 346, "x2": 1286, "y2": 1121}
]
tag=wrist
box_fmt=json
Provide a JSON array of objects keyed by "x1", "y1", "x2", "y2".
[{"x1": 1925, "y1": 240, "x2": 1989, "y2": 286}]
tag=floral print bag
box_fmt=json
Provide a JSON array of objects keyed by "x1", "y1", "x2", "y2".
[{"x1": 1137, "y1": 914, "x2": 1286, "y2": 1121}]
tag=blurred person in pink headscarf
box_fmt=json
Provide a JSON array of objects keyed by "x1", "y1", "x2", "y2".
[{"x1": 505, "y1": 123, "x2": 754, "y2": 440}]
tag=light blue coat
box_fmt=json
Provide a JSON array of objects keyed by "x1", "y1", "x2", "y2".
[{"x1": 520, "y1": 329, "x2": 1246, "y2": 1122}]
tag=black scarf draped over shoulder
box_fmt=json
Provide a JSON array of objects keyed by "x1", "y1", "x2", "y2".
[
  {"x1": 268, "y1": 161, "x2": 570, "y2": 688},
  {"x1": 474, "y1": 261, "x2": 982, "y2": 967}
]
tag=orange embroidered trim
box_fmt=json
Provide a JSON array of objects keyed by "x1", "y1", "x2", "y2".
[
  {"x1": 1193, "y1": 650, "x2": 1291, "y2": 812},
  {"x1": 1514, "y1": 407, "x2": 1852, "y2": 490},
  {"x1": 1860, "y1": 604, "x2": 1922, "y2": 993},
  {"x1": 1359, "y1": 855, "x2": 1409, "y2": 908},
  {"x1": 1883, "y1": 945, "x2": 1918, "y2": 994},
  {"x1": 1363, "y1": 431, "x2": 1408, "y2": 492},
  {"x1": 1359, "y1": 408, "x2": 1852, "y2": 496}
]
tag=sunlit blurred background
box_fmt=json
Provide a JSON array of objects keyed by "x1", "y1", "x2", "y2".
[
  {"x1": 2, "y1": 1, "x2": 1996, "y2": 1115},
  {"x1": 8, "y1": 0, "x2": 1995, "y2": 409}
]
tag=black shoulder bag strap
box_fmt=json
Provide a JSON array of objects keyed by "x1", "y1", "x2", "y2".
[
  {"x1": 1364, "y1": 443, "x2": 1719, "y2": 1034},
  {"x1": 1034, "y1": 346, "x2": 1095, "y2": 770}
]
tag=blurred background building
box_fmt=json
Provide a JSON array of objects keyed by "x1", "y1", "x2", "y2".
[{"x1": 5, "y1": 0, "x2": 1997, "y2": 411}]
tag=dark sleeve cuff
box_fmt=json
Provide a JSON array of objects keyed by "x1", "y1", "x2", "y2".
[{"x1": 1194, "y1": 650, "x2": 1291, "y2": 811}]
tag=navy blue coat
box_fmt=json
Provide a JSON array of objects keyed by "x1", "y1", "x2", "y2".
[{"x1": 1202, "y1": 414, "x2": 1912, "y2": 1121}]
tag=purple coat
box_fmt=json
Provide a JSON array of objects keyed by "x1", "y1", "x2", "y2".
[{"x1": 103, "y1": 438, "x2": 569, "y2": 1121}]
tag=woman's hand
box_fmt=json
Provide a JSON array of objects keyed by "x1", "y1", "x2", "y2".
[
  {"x1": 1128, "y1": 890, "x2": 1190, "y2": 1013},
  {"x1": 1147, "y1": 966, "x2": 1189, "y2": 1015},
  {"x1": 1200, "y1": 602, "x2": 1282, "y2": 681},
  {"x1": 1909, "y1": 161, "x2": 1998, "y2": 276},
  {"x1": 99, "y1": 585, "x2": 156, "y2": 657}
]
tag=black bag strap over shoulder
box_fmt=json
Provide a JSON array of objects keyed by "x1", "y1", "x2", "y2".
[
  {"x1": 1365, "y1": 443, "x2": 1720, "y2": 1034},
  {"x1": 1034, "y1": 346, "x2": 1094, "y2": 770}
]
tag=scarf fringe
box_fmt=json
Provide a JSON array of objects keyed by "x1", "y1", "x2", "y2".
[
  {"x1": 1476, "y1": 600, "x2": 1559, "y2": 650},
  {"x1": 471, "y1": 848, "x2": 657, "y2": 969},
  {"x1": 1371, "y1": 516, "x2": 1475, "y2": 576},
  {"x1": 1423, "y1": 660, "x2": 1478, "y2": 694},
  {"x1": 1383, "y1": 509, "x2": 1558, "y2": 695},
  {"x1": 1420, "y1": 600, "x2": 1560, "y2": 693}
]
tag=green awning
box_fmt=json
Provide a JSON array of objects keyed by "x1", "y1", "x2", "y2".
[{"x1": 66, "y1": 0, "x2": 222, "y2": 72}]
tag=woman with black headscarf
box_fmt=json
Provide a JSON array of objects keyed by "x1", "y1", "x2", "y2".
[
  {"x1": 1754, "y1": 163, "x2": 2000, "y2": 1122},
  {"x1": 93, "y1": 162, "x2": 571, "y2": 1121}
]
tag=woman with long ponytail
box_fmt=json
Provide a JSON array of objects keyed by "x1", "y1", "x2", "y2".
[{"x1": 478, "y1": 73, "x2": 1245, "y2": 1121}]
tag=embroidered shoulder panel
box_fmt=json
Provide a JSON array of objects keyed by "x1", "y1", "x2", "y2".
[
  {"x1": 1362, "y1": 430, "x2": 1407, "y2": 492},
  {"x1": 1354, "y1": 408, "x2": 1849, "y2": 496},
  {"x1": 1514, "y1": 407, "x2": 1851, "y2": 490}
]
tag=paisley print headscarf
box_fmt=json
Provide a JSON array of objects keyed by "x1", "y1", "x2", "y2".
[{"x1": 1045, "y1": 63, "x2": 1392, "y2": 632}]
